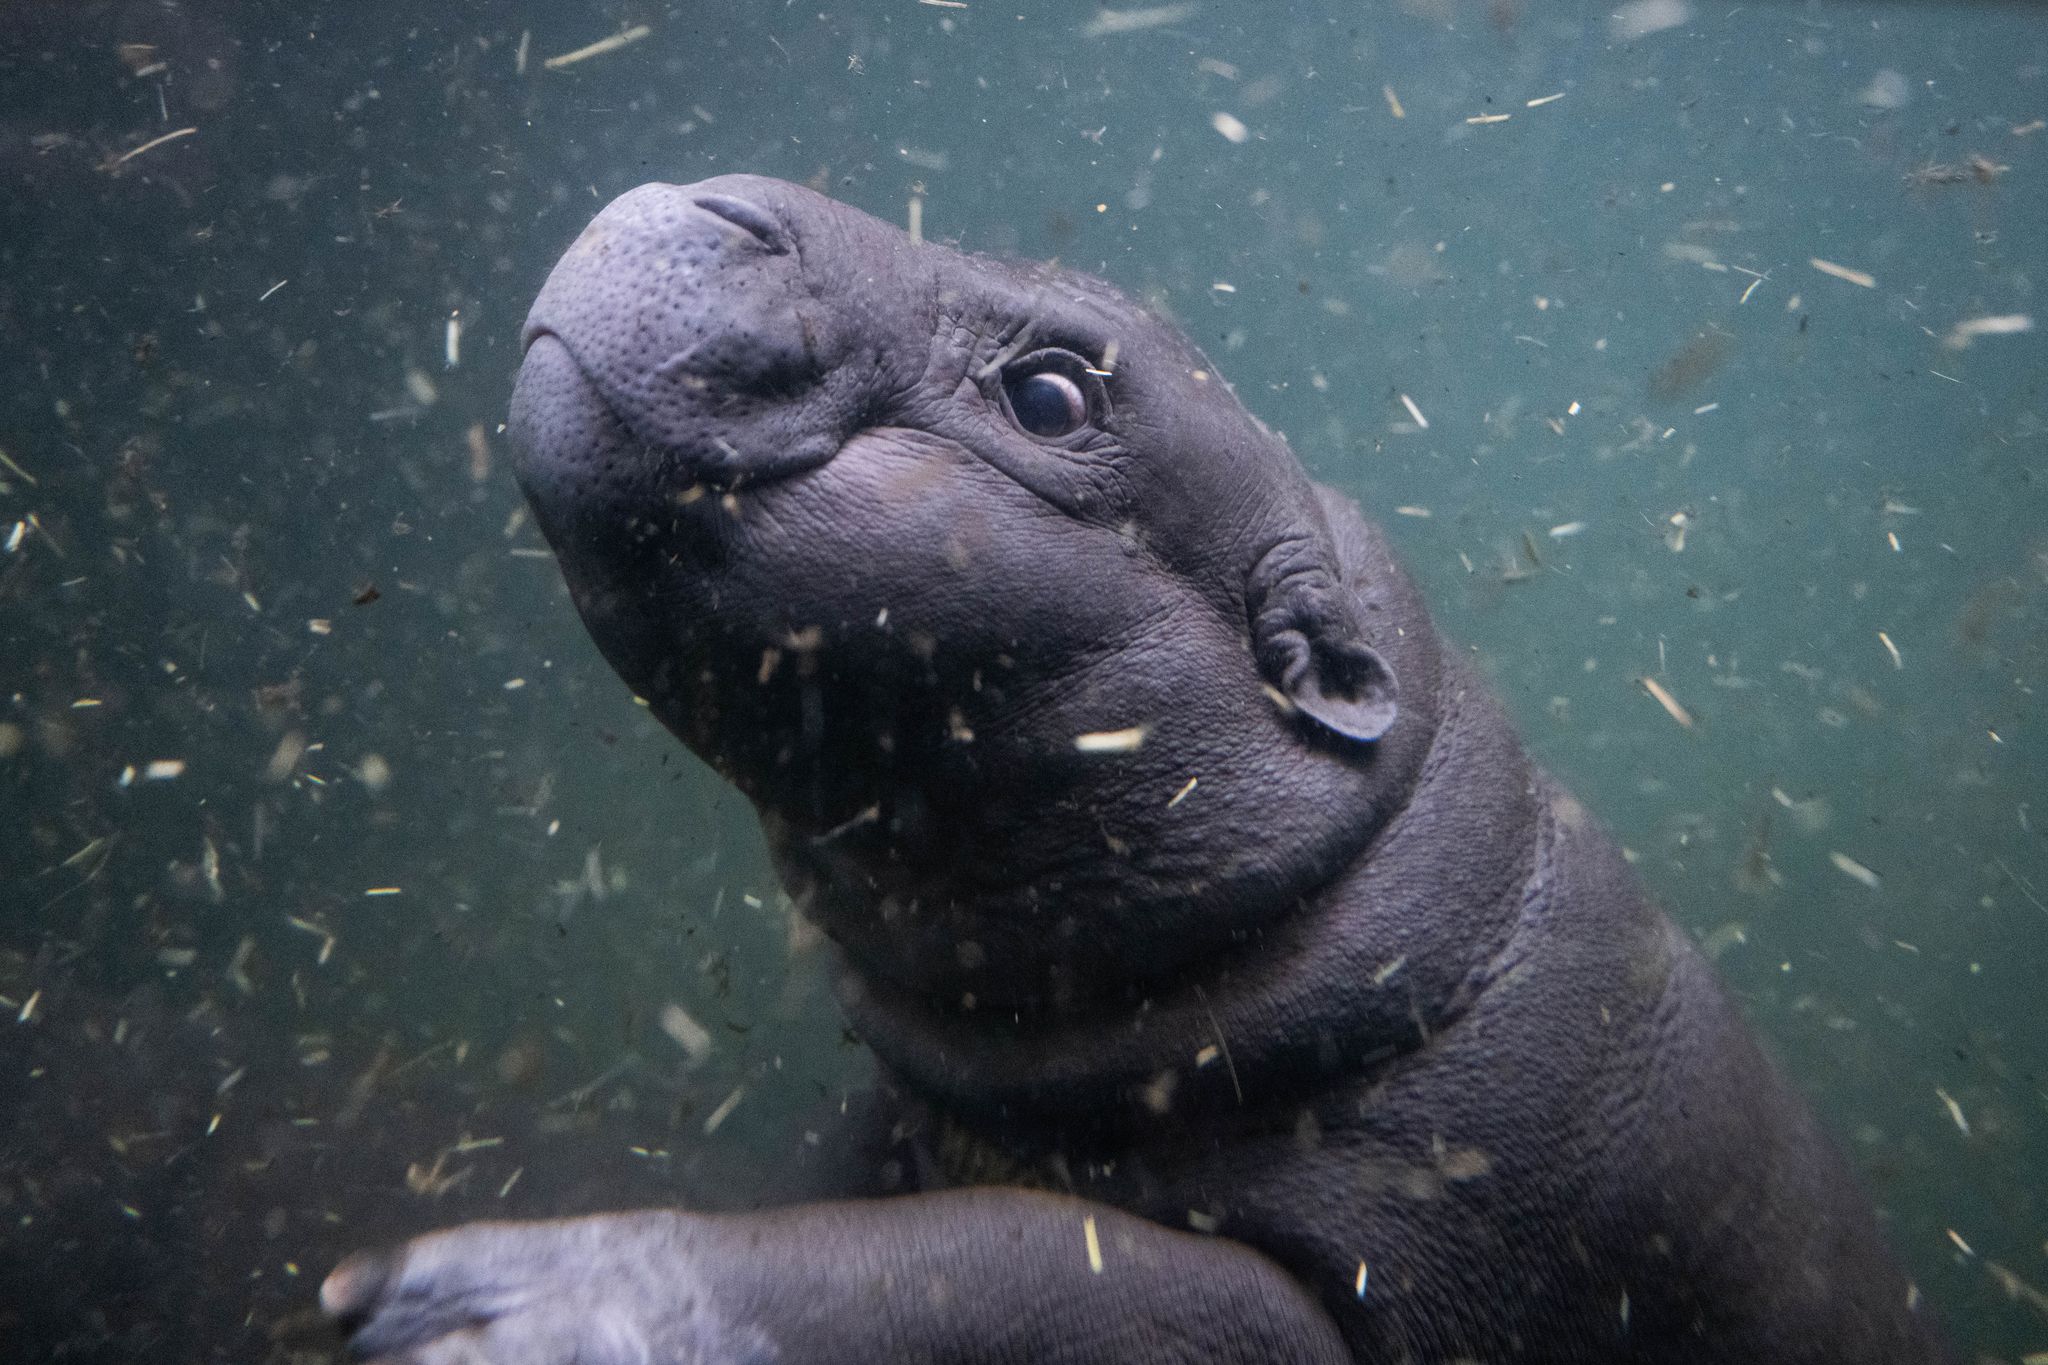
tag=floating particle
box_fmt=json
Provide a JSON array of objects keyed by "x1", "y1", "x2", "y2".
[
  {"x1": 228, "y1": 937, "x2": 256, "y2": 995},
  {"x1": 1210, "y1": 111, "x2": 1249, "y2": 143},
  {"x1": 104, "y1": 126, "x2": 197, "y2": 170},
  {"x1": 1934, "y1": 1087, "x2": 1970, "y2": 1137},
  {"x1": 1809, "y1": 257, "x2": 1876, "y2": 289},
  {"x1": 543, "y1": 24, "x2": 652, "y2": 70},
  {"x1": 703, "y1": 1085, "x2": 746, "y2": 1135},
  {"x1": 286, "y1": 915, "x2": 338, "y2": 965},
  {"x1": 1075, "y1": 726, "x2": 1148, "y2": 753},
  {"x1": 1942, "y1": 313, "x2": 2032, "y2": 349},
  {"x1": 1083, "y1": 4, "x2": 1198, "y2": 37},
  {"x1": 264, "y1": 731, "x2": 307, "y2": 783},
  {"x1": 1828, "y1": 851, "x2": 1881, "y2": 890},
  {"x1": 1610, "y1": 0, "x2": 1690, "y2": 41},
  {"x1": 1397, "y1": 393, "x2": 1428, "y2": 428},
  {"x1": 1856, "y1": 69, "x2": 1911, "y2": 110},
  {"x1": 357, "y1": 753, "x2": 392, "y2": 792},
  {"x1": 659, "y1": 1003, "x2": 715, "y2": 1066},
  {"x1": 1083, "y1": 1214, "x2": 1104, "y2": 1273},
  {"x1": 1638, "y1": 676, "x2": 1694, "y2": 729},
  {"x1": 201, "y1": 837, "x2": 224, "y2": 903},
  {"x1": 1664, "y1": 513, "x2": 1689, "y2": 553}
]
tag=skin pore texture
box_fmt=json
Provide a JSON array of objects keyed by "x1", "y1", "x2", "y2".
[{"x1": 322, "y1": 176, "x2": 1952, "y2": 1364}]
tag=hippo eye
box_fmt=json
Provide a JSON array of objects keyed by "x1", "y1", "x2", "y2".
[{"x1": 1003, "y1": 367, "x2": 1090, "y2": 439}]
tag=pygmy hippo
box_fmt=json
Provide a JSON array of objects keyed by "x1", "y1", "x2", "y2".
[{"x1": 323, "y1": 175, "x2": 1951, "y2": 1363}]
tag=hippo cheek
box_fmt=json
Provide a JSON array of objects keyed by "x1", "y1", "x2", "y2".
[{"x1": 594, "y1": 435, "x2": 1171, "y2": 844}]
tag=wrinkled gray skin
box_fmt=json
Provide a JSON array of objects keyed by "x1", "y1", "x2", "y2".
[{"x1": 323, "y1": 177, "x2": 1952, "y2": 1364}]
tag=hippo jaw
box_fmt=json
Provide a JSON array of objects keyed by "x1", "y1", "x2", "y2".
[{"x1": 509, "y1": 175, "x2": 1412, "y2": 1018}]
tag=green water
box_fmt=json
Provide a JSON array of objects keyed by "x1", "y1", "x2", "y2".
[{"x1": 1, "y1": 2, "x2": 2042, "y2": 1358}]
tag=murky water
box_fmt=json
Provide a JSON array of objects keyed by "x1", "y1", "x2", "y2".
[{"x1": 2, "y1": 3, "x2": 2042, "y2": 1358}]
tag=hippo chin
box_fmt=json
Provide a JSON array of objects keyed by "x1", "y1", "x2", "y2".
[{"x1": 323, "y1": 176, "x2": 1951, "y2": 1364}]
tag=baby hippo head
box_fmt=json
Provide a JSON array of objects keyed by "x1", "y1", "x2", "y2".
[{"x1": 510, "y1": 175, "x2": 1415, "y2": 1016}]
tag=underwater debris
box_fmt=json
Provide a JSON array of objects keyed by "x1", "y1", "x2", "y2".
[
  {"x1": 1083, "y1": 5, "x2": 1199, "y2": 38},
  {"x1": 1638, "y1": 676, "x2": 1694, "y2": 730},
  {"x1": 1074, "y1": 726, "x2": 1148, "y2": 753},
  {"x1": 1828, "y1": 851, "x2": 1882, "y2": 891},
  {"x1": 1808, "y1": 258, "x2": 1876, "y2": 289},
  {"x1": 543, "y1": 24, "x2": 651, "y2": 71},
  {"x1": 1903, "y1": 154, "x2": 2009, "y2": 189},
  {"x1": 100, "y1": 126, "x2": 197, "y2": 173},
  {"x1": 1942, "y1": 313, "x2": 2032, "y2": 349}
]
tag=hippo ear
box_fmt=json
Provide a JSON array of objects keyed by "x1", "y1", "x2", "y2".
[
  {"x1": 1250, "y1": 532, "x2": 1399, "y2": 743},
  {"x1": 1267, "y1": 625, "x2": 1399, "y2": 743}
]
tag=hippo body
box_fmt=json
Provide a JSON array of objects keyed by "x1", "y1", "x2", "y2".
[{"x1": 325, "y1": 177, "x2": 1950, "y2": 1363}]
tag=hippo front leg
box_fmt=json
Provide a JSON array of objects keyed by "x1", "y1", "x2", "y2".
[{"x1": 322, "y1": 1188, "x2": 1350, "y2": 1365}]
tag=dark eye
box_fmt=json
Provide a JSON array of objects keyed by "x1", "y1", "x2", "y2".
[{"x1": 1003, "y1": 368, "x2": 1089, "y2": 438}]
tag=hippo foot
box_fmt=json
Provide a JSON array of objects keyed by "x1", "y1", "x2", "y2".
[{"x1": 321, "y1": 1211, "x2": 772, "y2": 1365}]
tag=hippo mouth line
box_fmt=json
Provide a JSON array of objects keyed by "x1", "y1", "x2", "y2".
[{"x1": 516, "y1": 326, "x2": 839, "y2": 495}]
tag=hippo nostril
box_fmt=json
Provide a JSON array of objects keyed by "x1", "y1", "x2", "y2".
[{"x1": 693, "y1": 194, "x2": 790, "y2": 255}]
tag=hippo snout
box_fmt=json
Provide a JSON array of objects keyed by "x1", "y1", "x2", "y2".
[{"x1": 510, "y1": 178, "x2": 866, "y2": 507}]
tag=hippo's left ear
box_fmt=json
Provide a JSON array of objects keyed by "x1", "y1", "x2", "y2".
[
  {"x1": 1252, "y1": 553, "x2": 1399, "y2": 745},
  {"x1": 1267, "y1": 625, "x2": 1399, "y2": 743}
]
